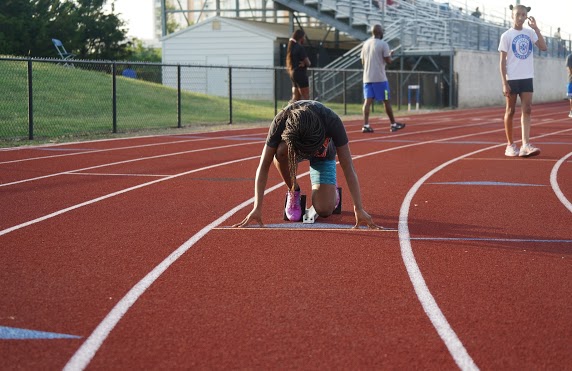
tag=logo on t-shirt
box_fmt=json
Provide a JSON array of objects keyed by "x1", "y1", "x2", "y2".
[
  {"x1": 314, "y1": 137, "x2": 330, "y2": 158},
  {"x1": 511, "y1": 34, "x2": 533, "y2": 60}
]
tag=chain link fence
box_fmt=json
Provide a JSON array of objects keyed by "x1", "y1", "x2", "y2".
[{"x1": 0, "y1": 57, "x2": 445, "y2": 145}]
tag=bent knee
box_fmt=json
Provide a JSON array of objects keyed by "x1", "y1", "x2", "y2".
[{"x1": 314, "y1": 205, "x2": 333, "y2": 218}]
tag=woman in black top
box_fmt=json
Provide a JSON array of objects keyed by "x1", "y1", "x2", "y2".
[{"x1": 286, "y1": 29, "x2": 311, "y2": 102}]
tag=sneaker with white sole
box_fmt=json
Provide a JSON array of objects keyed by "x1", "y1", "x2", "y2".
[
  {"x1": 362, "y1": 125, "x2": 374, "y2": 133},
  {"x1": 519, "y1": 143, "x2": 540, "y2": 157},
  {"x1": 390, "y1": 122, "x2": 406, "y2": 132},
  {"x1": 285, "y1": 190, "x2": 302, "y2": 221},
  {"x1": 504, "y1": 143, "x2": 519, "y2": 157},
  {"x1": 569, "y1": 111, "x2": 572, "y2": 118}
]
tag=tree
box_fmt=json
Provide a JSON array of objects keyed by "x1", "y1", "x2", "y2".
[
  {"x1": 0, "y1": 0, "x2": 132, "y2": 59},
  {"x1": 127, "y1": 39, "x2": 161, "y2": 63}
]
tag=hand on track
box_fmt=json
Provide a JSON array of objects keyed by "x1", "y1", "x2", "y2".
[
  {"x1": 232, "y1": 209, "x2": 264, "y2": 228},
  {"x1": 353, "y1": 209, "x2": 383, "y2": 230}
]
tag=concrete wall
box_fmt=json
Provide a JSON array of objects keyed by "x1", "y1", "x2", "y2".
[{"x1": 455, "y1": 50, "x2": 568, "y2": 108}]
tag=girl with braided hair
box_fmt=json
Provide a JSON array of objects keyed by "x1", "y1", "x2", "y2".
[{"x1": 234, "y1": 100, "x2": 380, "y2": 229}]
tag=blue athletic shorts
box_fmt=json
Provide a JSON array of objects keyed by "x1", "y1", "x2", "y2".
[
  {"x1": 567, "y1": 82, "x2": 572, "y2": 98},
  {"x1": 309, "y1": 158, "x2": 336, "y2": 185},
  {"x1": 363, "y1": 81, "x2": 390, "y2": 101}
]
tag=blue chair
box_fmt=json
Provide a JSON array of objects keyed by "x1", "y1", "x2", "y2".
[
  {"x1": 122, "y1": 67, "x2": 137, "y2": 79},
  {"x1": 52, "y1": 38, "x2": 75, "y2": 66}
]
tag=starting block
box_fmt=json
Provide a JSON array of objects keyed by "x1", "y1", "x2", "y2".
[{"x1": 303, "y1": 206, "x2": 319, "y2": 224}]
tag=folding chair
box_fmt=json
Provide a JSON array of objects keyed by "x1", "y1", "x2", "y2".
[{"x1": 52, "y1": 38, "x2": 75, "y2": 67}]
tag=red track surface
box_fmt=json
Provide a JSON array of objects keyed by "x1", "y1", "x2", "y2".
[{"x1": 1, "y1": 102, "x2": 570, "y2": 370}]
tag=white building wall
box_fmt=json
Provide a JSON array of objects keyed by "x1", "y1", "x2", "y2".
[
  {"x1": 456, "y1": 50, "x2": 568, "y2": 108},
  {"x1": 162, "y1": 18, "x2": 277, "y2": 99}
]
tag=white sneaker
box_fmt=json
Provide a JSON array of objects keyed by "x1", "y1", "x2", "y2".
[
  {"x1": 568, "y1": 111, "x2": 572, "y2": 118},
  {"x1": 519, "y1": 143, "x2": 540, "y2": 157},
  {"x1": 504, "y1": 143, "x2": 519, "y2": 157}
]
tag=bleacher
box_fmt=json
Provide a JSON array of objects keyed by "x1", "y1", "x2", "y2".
[{"x1": 273, "y1": 0, "x2": 569, "y2": 101}]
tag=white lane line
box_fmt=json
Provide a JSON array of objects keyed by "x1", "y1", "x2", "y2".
[
  {"x1": 550, "y1": 151, "x2": 572, "y2": 213},
  {"x1": 0, "y1": 156, "x2": 259, "y2": 237},
  {"x1": 410, "y1": 237, "x2": 572, "y2": 243},
  {"x1": 63, "y1": 173, "x2": 170, "y2": 178},
  {"x1": 0, "y1": 120, "x2": 492, "y2": 188},
  {"x1": 398, "y1": 127, "x2": 572, "y2": 370},
  {"x1": 0, "y1": 132, "x2": 264, "y2": 165},
  {"x1": 0, "y1": 141, "x2": 261, "y2": 188},
  {"x1": 399, "y1": 146, "x2": 497, "y2": 371}
]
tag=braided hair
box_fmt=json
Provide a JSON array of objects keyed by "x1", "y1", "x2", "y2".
[{"x1": 281, "y1": 105, "x2": 325, "y2": 191}]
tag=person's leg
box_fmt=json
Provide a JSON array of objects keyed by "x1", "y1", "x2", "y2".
[
  {"x1": 299, "y1": 86, "x2": 310, "y2": 100},
  {"x1": 362, "y1": 98, "x2": 374, "y2": 125},
  {"x1": 519, "y1": 92, "x2": 533, "y2": 144},
  {"x1": 383, "y1": 99, "x2": 396, "y2": 123},
  {"x1": 274, "y1": 141, "x2": 297, "y2": 190},
  {"x1": 276, "y1": 141, "x2": 304, "y2": 221},
  {"x1": 502, "y1": 91, "x2": 520, "y2": 156},
  {"x1": 379, "y1": 81, "x2": 405, "y2": 132},
  {"x1": 309, "y1": 159, "x2": 338, "y2": 217},
  {"x1": 503, "y1": 94, "x2": 518, "y2": 144},
  {"x1": 294, "y1": 71, "x2": 309, "y2": 101},
  {"x1": 517, "y1": 91, "x2": 540, "y2": 157}
]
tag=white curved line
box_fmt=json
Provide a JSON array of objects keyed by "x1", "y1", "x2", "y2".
[
  {"x1": 399, "y1": 144, "x2": 501, "y2": 371},
  {"x1": 398, "y1": 127, "x2": 572, "y2": 369},
  {"x1": 549, "y1": 151, "x2": 572, "y2": 213}
]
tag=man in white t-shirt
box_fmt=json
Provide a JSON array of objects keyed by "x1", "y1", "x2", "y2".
[
  {"x1": 360, "y1": 24, "x2": 405, "y2": 133},
  {"x1": 498, "y1": 5, "x2": 547, "y2": 157}
]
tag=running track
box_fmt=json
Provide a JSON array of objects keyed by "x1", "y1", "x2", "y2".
[{"x1": 1, "y1": 102, "x2": 570, "y2": 370}]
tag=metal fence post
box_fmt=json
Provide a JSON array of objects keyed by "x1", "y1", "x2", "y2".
[
  {"x1": 228, "y1": 67, "x2": 233, "y2": 125},
  {"x1": 27, "y1": 58, "x2": 34, "y2": 140},
  {"x1": 112, "y1": 62, "x2": 117, "y2": 133},
  {"x1": 177, "y1": 64, "x2": 182, "y2": 128},
  {"x1": 343, "y1": 70, "x2": 347, "y2": 115},
  {"x1": 274, "y1": 68, "x2": 278, "y2": 116}
]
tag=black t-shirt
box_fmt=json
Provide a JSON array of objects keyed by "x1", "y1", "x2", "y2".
[
  {"x1": 266, "y1": 101, "x2": 349, "y2": 161},
  {"x1": 290, "y1": 42, "x2": 308, "y2": 72}
]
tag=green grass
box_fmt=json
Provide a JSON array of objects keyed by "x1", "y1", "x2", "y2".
[{"x1": 0, "y1": 60, "x2": 375, "y2": 147}]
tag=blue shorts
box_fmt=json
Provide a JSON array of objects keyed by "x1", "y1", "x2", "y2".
[
  {"x1": 363, "y1": 81, "x2": 390, "y2": 101},
  {"x1": 309, "y1": 159, "x2": 336, "y2": 185},
  {"x1": 567, "y1": 82, "x2": 572, "y2": 98}
]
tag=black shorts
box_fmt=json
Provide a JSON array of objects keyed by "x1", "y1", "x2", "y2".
[
  {"x1": 290, "y1": 69, "x2": 309, "y2": 89},
  {"x1": 508, "y1": 78, "x2": 534, "y2": 94}
]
